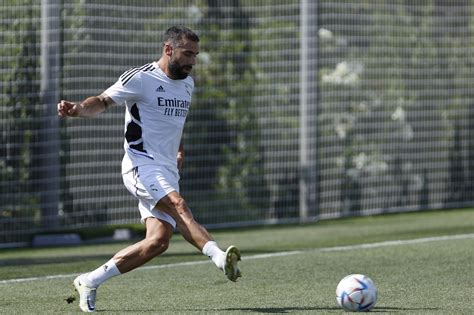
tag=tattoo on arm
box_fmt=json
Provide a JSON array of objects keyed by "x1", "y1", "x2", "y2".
[{"x1": 99, "y1": 93, "x2": 117, "y2": 110}]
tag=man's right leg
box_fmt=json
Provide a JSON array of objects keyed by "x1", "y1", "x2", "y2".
[
  {"x1": 74, "y1": 218, "x2": 173, "y2": 312},
  {"x1": 156, "y1": 191, "x2": 241, "y2": 281}
]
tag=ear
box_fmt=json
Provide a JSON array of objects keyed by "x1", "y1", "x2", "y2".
[{"x1": 164, "y1": 43, "x2": 173, "y2": 57}]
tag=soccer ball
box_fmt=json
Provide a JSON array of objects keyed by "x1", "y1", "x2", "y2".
[{"x1": 336, "y1": 274, "x2": 377, "y2": 312}]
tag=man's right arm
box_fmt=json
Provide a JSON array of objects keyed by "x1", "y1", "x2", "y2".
[{"x1": 57, "y1": 93, "x2": 116, "y2": 118}]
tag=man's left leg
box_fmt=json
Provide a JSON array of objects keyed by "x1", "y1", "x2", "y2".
[{"x1": 74, "y1": 218, "x2": 173, "y2": 312}]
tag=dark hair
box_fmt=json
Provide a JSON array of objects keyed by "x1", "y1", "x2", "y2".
[{"x1": 162, "y1": 26, "x2": 199, "y2": 47}]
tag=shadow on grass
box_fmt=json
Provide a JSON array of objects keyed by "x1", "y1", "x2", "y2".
[
  {"x1": 216, "y1": 306, "x2": 441, "y2": 313},
  {"x1": 0, "y1": 252, "x2": 199, "y2": 267},
  {"x1": 108, "y1": 306, "x2": 441, "y2": 314},
  {"x1": 0, "y1": 254, "x2": 115, "y2": 266},
  {"x1": 221, "y1": 306, "x2": 342, "y2": 313},
  {"x1": 0, "y1": 246, "x2": 294, "y2": 268}
]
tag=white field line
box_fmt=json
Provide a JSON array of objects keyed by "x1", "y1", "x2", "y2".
[{"x1": 1, "y1": 233, "x2": 473, "y2": 285}]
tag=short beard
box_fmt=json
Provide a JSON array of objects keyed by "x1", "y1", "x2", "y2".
[{"x1": 168, "y1": 62, "x2": 189, "y2": 80}]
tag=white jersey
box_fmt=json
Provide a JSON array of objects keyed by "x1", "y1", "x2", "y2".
[{"x1": 104, "y1": 62, "x2": 194, "y2": 174}]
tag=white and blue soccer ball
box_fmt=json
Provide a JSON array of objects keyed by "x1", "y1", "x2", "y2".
[{"x1": 336, "y1": 274, "x2": 377, "y2": 312}]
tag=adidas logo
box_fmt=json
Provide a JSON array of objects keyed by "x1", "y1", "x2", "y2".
[{"x1": 156, "y1": 85, "x2": 165, "y2": 92}]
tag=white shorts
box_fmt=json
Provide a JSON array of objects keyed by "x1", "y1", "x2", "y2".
[{"x1": 122, "y1": 164, "x2": 179, "y2": 228}]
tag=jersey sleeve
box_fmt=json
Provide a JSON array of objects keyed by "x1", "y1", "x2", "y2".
[{"x1": 103, "y1": 70, "x2": 143, "y2": 106}]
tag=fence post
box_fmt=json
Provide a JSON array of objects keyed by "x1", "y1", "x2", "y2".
[
  {"x1": 299, "y1": 0, "x2": 319, "y2": 221},
  {"x1": 39, "y1": 0, "x2": 61, "y2": 228}
]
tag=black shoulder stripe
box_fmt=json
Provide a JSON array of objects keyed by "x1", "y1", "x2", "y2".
[
  {"x1": 120, "y1": 64, "x2": 149, "y2": 84},
  {"x1": 120, "y1": 63, "x2": 152, "y2": 79},
  {"x1": 120, "y1": 63, "x2": 156, "y2": 86},
  {"x1": 120, "y1": 64, "x2": 145, "y2": 80},
  {"x1": 121, "y1": 69, "x2": 140, "y2": 85},
  {"x1": 120, "y1": 67, "x2": 137, "y2": 79}
]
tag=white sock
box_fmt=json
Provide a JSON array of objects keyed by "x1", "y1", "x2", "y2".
[
  {"x1": 86, "y1": 259, "x2": 121, "y2": 287},
  {"x1": 202, "y1": 241, "x2": 225, "y2": 270}
]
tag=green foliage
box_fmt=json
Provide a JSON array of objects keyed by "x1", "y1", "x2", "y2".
[
  {"x1": 0, "y1": 1, "x2": 42, "y2": 241},
  {"x1": 184, "y1": 1, "x2": 269, "y2": 219},
  {"x1": 318, "y1": 0, "x2": 474, "y2": 213},
  {"x1": 2, "y1": 0, "x2": 474, "y2": 242}
]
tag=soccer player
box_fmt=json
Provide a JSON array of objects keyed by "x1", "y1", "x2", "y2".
[{"x1": 57, "y1": 26, "x2": 241, "y2": 313}]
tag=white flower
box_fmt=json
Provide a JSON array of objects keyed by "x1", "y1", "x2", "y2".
[
  {"x1": 334, "y1": 113, "x2": 355, "y2": 139},
  {"x1": 391, "y1": 106, "x2": 406, "y2": 122},
  {"x1": 198, "y1": 52, "x2": 211, "y2": 65},
  {"x1": 188, "y1": 5, "x2": 203, "y2": 23},
  {"x1": 353, "y1": 153, "x2": 388, "y2": 174},
  {"x1": 322, "y1": 61, "x2": 363, "y2": 85},
  {"x1": 318, "y1": 28, "x2": 333, "y2": 41},
  {"x1": 402, "y1": 124, "x2": 414, "y2": 141},
  {"x1": 391, "y1": 106, "x2": 413, "y2": 140},
  {"x1": 367, "y1": 160, "x2": 388, "y2": 174},
  {"x1": 353, "y1": 153, "x2": 368, "y2": 170}
]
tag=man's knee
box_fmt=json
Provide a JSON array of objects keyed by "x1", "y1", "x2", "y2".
[{"x1": 145, "y1": 235, "x2": 170, "y2": 256}]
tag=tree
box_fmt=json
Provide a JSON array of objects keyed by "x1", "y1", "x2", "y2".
[
  {"x1": 0, "y1": 1, "x2": 41, "y2": 242},
  {"x1": 182, "y1": 0, "x2": 269, "y2": 222}
]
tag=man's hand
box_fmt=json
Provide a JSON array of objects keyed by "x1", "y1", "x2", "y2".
[
  {"x1": 177, "y1": 151, "x2": 184, "y2": 171},
  {"x1": 177, "y1": 142, "x2": 185, "y2": 170},
  {"x1": 57, "y1": 100, "x2": 81, "y2": 118}
]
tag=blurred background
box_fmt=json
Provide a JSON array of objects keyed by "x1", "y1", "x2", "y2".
[{"x1": 1, "y1": 0, "x2": 473, "y2": 246}]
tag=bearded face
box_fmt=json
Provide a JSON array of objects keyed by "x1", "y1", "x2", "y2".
[
  {"x1": 167, "y1": 57, "x2": 192, "y2": 80},
  {"x1": 166, "y1": 39, "x2": 199, "y2": 80}
]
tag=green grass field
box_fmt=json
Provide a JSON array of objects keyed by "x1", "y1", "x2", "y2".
[{"x1": 1, "y1": 208, "x2": 473, "y2": 314}]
